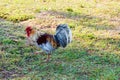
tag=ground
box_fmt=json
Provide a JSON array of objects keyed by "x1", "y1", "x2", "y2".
[{"x1": 0, "y1": 0, "x2": 120, "y2": 80}]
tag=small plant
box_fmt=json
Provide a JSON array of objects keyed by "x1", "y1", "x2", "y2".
[
  {"x1": 7, "y1": 14, "x2": 34, "y2": 22},
  {"x1": 66, "y1": 8, "x2": 73, "y2": 12},
  {"x1": 34, "y1": 8, "x2": 41, "y2": 13}
]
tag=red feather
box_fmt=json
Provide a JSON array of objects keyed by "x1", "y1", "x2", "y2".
[{"x1": 25, "y1": 26, "x2": 32, "y2": 37}]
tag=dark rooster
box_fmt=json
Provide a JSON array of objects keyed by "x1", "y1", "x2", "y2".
[{"x1": 25, "y1": 24, "x2": 72, "y2": 61}]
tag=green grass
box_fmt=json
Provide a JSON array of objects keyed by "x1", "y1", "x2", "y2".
[{"x1": 0, "y1": 0, "x2": 120, "y2": 80}]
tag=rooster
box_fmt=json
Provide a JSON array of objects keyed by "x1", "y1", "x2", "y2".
[{"x1": 25, "y1": 24, "x2": 72, "y2": 61}]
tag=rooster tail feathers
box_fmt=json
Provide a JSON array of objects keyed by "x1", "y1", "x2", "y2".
[{"x1": 54, "y1": 24, "x2": 72, "y2": 47}]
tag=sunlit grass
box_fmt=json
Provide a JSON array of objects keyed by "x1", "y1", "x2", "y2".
[{"x1": 0, "y1": 0, "x2": 120, "y2": 22}]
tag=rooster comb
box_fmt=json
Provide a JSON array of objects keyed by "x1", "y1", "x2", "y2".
[{"x1": 25, "y1": 26, "x2": 32, "y2": 31}]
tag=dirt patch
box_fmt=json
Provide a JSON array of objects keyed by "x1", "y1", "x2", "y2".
[{"x1": 19, "y1": 11, "x2": 66, "y2": 30}]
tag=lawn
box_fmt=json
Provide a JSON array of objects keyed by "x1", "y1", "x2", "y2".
[{"x1": 0, "y1": 0, "x2": 120, "y2": 80}]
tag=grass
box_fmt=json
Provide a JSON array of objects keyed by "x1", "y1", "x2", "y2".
[
  {"x1": 0, "y1": 0, "x2": 120, "y2": 22},
  {"x1": 0, "y1": 0, "x2": 120, "y2": 80}
]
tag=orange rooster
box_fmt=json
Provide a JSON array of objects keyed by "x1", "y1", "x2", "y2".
[{"x1": 25, "y1": 24, "x2": 72, "y2": 61}]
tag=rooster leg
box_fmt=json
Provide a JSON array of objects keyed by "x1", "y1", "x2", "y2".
[{"x1": 46, "y1": 54, "x2": 51, "y2": 62}]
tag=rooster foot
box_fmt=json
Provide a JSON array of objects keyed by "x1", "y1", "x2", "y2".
[
  {"x1": 44, "y1": 59, "x2": 51, "y2": 62},
  {"x1": 44, "y1": 54, "x2": 51, "y2": 62},
  {"x1": 34, "y1": 52, "x2": 44, "y2": 55}
]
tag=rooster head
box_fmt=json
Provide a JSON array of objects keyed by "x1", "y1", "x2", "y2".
[{"x1": 25, "y1": 26, "x2": 35, "y2": 37}]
